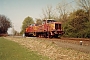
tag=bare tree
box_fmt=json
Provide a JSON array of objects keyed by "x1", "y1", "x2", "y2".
[
  {"x1": 56, "y1": 0, "x2": 76, "y2": 22},
  {"x1": 56, "y1": 0, "x2": 69, "y2": 22},
  {"x1": 42, "y1": 5, "x2": 55, "y2": 19},
  {"x1": 76, "y1": 0, "x2": 90, "y2": 21},
  {"x1": 77, "y1": 0, "x2": 90, "y2": 11}
]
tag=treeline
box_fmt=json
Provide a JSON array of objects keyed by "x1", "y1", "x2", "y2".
[
  {"x1": 63, "y1": 9, "x2": 90, "y2": 38},
  {"x1": 62, "y1": 0, "x2": 90, "y2": 38}
]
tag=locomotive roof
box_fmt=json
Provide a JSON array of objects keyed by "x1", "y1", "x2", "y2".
[
  {"x1": 43, "y1": 19, "x2": 55, "y2": 20},
  {"x1": 43, "y1": 19, "x2": 57, "y2": 22}
]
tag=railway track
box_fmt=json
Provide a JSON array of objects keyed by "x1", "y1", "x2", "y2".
[
  {"x1": 14, "y1": 36, "x2": 90, "y2": 46},
  {"x1": 61, "y1": 37, "x2": 90, "y2": 41},
  {"x1": 36, "y1": 37, "x2": 90, "y2": 45}
]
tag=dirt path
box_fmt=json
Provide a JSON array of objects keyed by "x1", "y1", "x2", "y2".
[{"x1": 4, "y1": 36, "x2": 90, "y2": 60}]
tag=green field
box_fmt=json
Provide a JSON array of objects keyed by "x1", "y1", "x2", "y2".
[{"x1": 0, "y1": 37, "x2": 49, "y2": 60}]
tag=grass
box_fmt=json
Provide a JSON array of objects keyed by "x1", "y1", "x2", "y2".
[{"x1": 0, "y1": 37, "x2": 49, "y2": 60}]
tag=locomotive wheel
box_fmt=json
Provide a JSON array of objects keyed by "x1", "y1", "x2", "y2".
[
  {"x1": 43, "y1": 32, "x2": 47, "y2": 38},
  {"x1": 54, "y1": 34, "x2": 59, "y2": 38},
  {"x1": 25, "y1": 33, "x2": 28, "y2": 37}
]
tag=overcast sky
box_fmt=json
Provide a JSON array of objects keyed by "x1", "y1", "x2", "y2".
[{"x1": 0, "y1": 0, "x2": 76, "y2": 32}]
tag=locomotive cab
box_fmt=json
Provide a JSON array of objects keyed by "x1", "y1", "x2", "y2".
[
  {"x1": 42, "y1": 19, "x2": 56, "y2": 24},
  {"x1": 42, "y1": 19, "x2": 63, "y2": 38}
]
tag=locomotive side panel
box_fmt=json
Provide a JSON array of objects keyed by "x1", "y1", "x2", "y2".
[{"x1": 48, "y1": 23, "x2": 55, "y2": 31}]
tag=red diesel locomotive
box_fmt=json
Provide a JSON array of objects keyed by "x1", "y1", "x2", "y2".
[{"x1": 25, "y1": 19, "x2": 63, "y2": 38}]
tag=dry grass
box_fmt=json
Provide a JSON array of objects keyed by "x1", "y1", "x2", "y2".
[{"x1": 4, "y1": 37, "x2": 90, "y2": 60}]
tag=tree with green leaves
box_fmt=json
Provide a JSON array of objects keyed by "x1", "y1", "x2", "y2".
[
  {"x1": 64, "y1": 9, "x2": 89, "y2": 38},
  {"x1": 0, "y1": 15, "x2": 11, "y2": 34},
  {"x1": 20, "y1": 16, "x2": 34, "y2": 34},
  {"x1": 35, "y1": 18, "x2": 42, "y2": 25}
]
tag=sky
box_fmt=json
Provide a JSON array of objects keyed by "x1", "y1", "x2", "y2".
[{"x1": 0, "y1": 0, "x2": 76, "y2": 32}]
